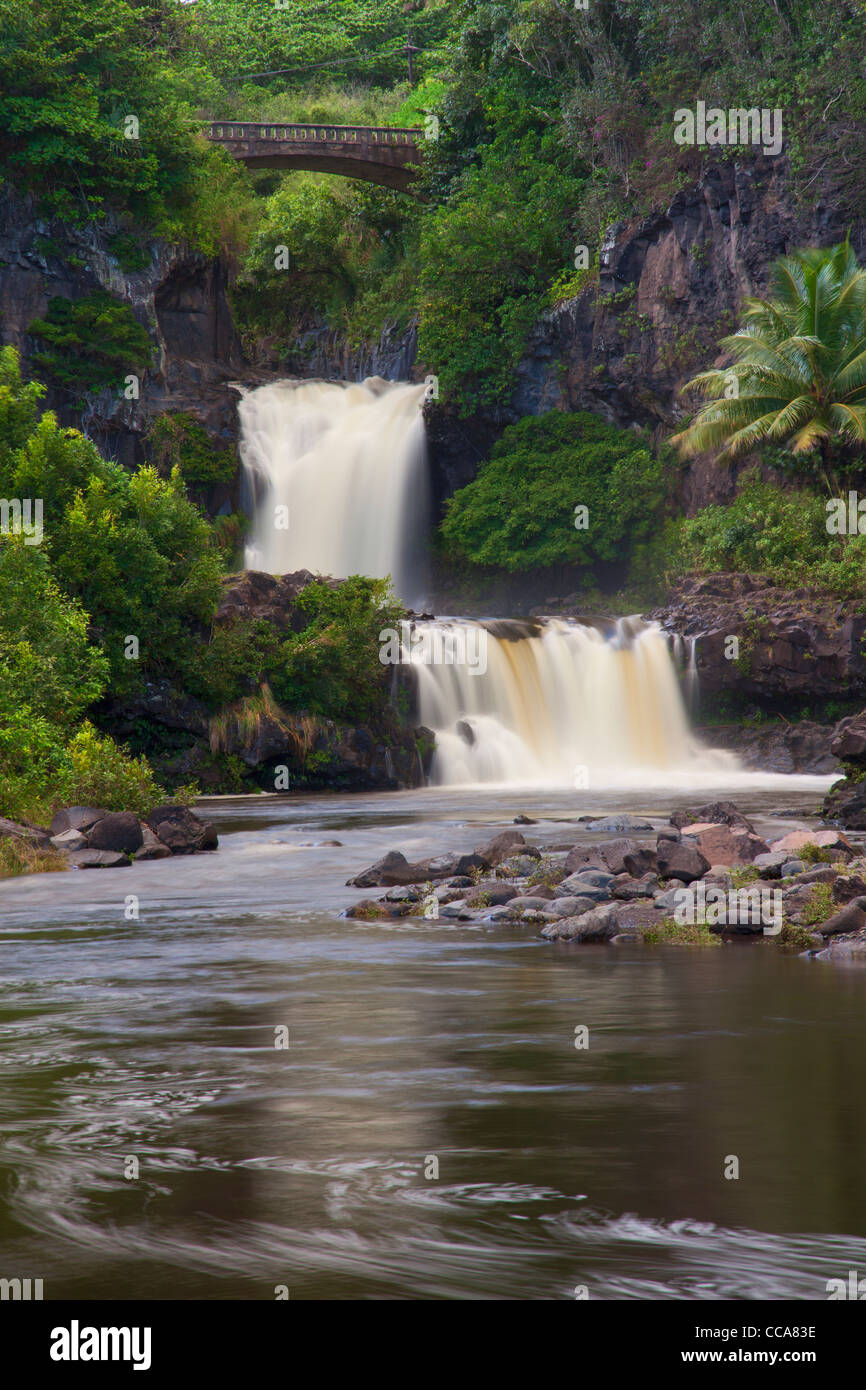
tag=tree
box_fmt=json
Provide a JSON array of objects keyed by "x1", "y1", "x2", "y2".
[{"x1": 672, "y1": 241, "x2": 866, "y2": 492}]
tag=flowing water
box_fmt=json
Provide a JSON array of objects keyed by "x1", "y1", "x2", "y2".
[
  {"x1": 238, "y1": 377, "x2": 429, "y2": 606},
  {"x1": 410, "y1": 617, "x2": 731, "y2": 786},
  {"x1": 2, "y1": 783, "x2": 865, "y2": 1301}
]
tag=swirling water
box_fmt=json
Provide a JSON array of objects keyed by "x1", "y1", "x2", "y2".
[{"x1": 1, "y1": 783, "x2": 864, "y2": 1301}]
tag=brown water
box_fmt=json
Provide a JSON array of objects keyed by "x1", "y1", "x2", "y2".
[{"x1": 1, "y1": 783, "x2": 865, "y2": 1300}]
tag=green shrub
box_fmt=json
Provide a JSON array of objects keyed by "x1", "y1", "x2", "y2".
[
  {"x1": 439, "y1": 411, "x2": 665, "y2": 573},
  {"x1": 147, "y1": 412, "x2": 237, "y2": 489},
  {"x1": 28, "y1": 292, "x2": 154, "y2": 399},
  {"x1": 60, "y1": 723, "x2": 169, "y2": 818},
  {"x1": 643, "y1": 918, "x2": 722, "y2": 946},
  {"x1": 679, "y1": 476, "x2": 866, "y2": 596}
]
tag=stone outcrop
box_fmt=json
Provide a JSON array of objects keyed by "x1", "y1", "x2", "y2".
[
  {"x1": 652, "y1": 573, "x2": 866, "y2": 714},
  {"x1": 2, "y1": 803, "x2": 218, "y2": 870},
  {"x1": 822, "y1": 711, "x2": 866, "y2": 829}
]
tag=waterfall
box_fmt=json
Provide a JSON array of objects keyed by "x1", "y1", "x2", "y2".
[
  {"x1": 409, "y1": 616, "x2": 733, "y2": 787},
  {"x1": 237, "y1": 377, "x2": 429, "y2": 606}
]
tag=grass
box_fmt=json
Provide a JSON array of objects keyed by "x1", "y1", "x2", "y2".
[
  {"x1": 0, "y1": 837, "x2": 67, "y2": 878},
  {"x1": 777, "y1": 923, "x2": 819, "y2": 949},
  {"x1": 730, "y1": 865, "x2": 761, "y2": 888},
  {"x1": 800, "y1": 883, "x2": 835, "y2": 926},
  {"x1": 643, "y1": 917, "x2": 722, "y2": 947},
  {"x1": 798, "y1": 842, "x2": 835, "y2": 864}
]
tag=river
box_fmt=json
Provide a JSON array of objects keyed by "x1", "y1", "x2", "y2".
[{"x1": 2, "y1": 781, "x2": 865, "y2": 1300}]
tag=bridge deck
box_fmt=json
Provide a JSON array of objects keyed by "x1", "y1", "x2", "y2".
[{"x1": 207, "y1": 122, "x2": 424, "y2": 190}]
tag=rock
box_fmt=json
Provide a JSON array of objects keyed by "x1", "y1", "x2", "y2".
[
  {"x1": 132, "y1": 825, "x2": 173, "y2": 860},
  {"x1": 831, "y1": 874, "x2": 866, "y2": 905},
  {"x1": 65, "y1": 848, "x2": 132, "y2": 869},
  {"x1": 753, "y1": 850, "x2": 789, "y2": 878},
  {"x1": 48, "y1": 807, "x2": 108, "y2": 837},
  {"x1": 565, "y1": 837, "x2": 646, "y2": 876},
  {"x1": 797, "y1": 865, "x2": 839, "y2": 885},
  {"x1": 656, "y1": 839, "x2": 711, "y2": 883},
  {"x1": 86, "y1": 811, "x2": 143, "y2": 855},
  {"x1": 540, "y1": 903, "x2": 618, "y2": 942},
  {"x1": 769, "y1": 829, "x2": 852, "y2": 859},
  {"x1": 693, "y1": 720, "x2": 840, "y2": 775},
  {"x1": 49, "y1": 828, "x2": 88, "y2": 852},
  {"x1": 499, "y1": 852, "x2": 543, "y2": 876},
  {"x1": 465, "y1": 884, "x2": 519, "y2": 907},
  {"x1": 611, "y1": 872, "x2": 659, "y2": 900},
  {"x1": 584, "y1": 815, "x2": 653, "y2": 833},
  {"x1": 623, "y1": 847, "x2": 658, "y2": 877},
  {"x1": 426, "y1": 853, "x2": 462, "y2": 878},
  {"x1": 554, "y1": 874, "x2": 610, "y2": 901},
  {"x1": 510, "y1": 895, "x2": 558, "y2": 914},
  {"x1": 515, "y1": 884, "x2": 556, "y2": 901},
  {"x1": 679, "y1": 822, "x2": 770, "y2": 866},
  {"x1": 654, "y1": 886, "x2": 686, "y2": 911},
  {"x1": 563, "y1": 844, "x2": 607, "y2": 874},
  {"x1": 474, "y1": 830, "x2": 529, "y2": 866},
  {"x1": 550, "y1": 895, "x2": 598, "y2": 917},
  {"x1": 670, "y1": 801, "x2": 754, "y2": 832},
  {"x1": 351, "y1": 851, "x2": 426, "y2": 887},
  {"x1": 780, "y1": 859, "x2": 805, "y2": 876},
  {"x1": 830, "y1": 711, "x2": 866, "y2": 762},
  {"x1": 822, "y1": 778, "x2": 866, "y2": 830},
  {"x1": 146, "y1": 805, "x2": 218, "y2": 855},
  {"x1": 567, "y1": 868, "x2": 614, "y2": 889},
  {"x1": 609, "y1": 901, "x2": 662, "y2": 932},
  {"x1": 815, "y1": 899, "x2": 866, "y2": 937},
  {"x1": 513, "y1": 814, "x2": 537, "y2": 824}
]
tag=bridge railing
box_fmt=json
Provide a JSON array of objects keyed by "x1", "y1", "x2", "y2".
[{"x1": 208, "y1": 122, "x2": 422, "y2": 145}]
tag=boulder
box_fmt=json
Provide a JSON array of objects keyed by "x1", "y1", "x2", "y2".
[
  {"x1": 540, "y1": 903, "x2": 618, "y2": 942},
  {"x1": 830, "y1": 712, "x2": 866, "y2": 762},
  {"x1": 679, "y1": 822, "x2": 770, "y2": 866},
  {"x1": 0, "y1": 817, "x2": 52, "y2": 849},
  {"x1": 611, "y1": 872, "x2": 659, "y2": 900},
  {"x1": 622, "y1": 846, "x2": 658, "y2": 877},
  {"x1": 134, "y1": 825, "x2": 173, "y2": 861},
  {"x1": 769, "y1": 829, "x2": 852, "y2": 859},
  {"x1": 351, "y1": 851, "x2": 430, "y2": 888},
  {"x1": 554, "y1": 874, "x2": 610, "y2": 901},
  {"x1": 464, "y1": 884, "x2": 519, "y2": 907},
  {"x1": 670, "y1": 801, "x2": 754, "y2": 832},
  {"x1": 65, "y1": 848, "x2": 132, "y2": 869},
  {"x1": 831, "y1": 874, "x2": 866, "y2": 905},
  {"x1": 86, "y1": 812, "x2": 143, "y2": 855},
  {"x1": 48, "y1": 806, "x2": 108, "y2": 837},
  {"x1": 753, "y1": 850, "x2": 789, "y2": 878},
  {"x1": 146, "y1": 805, "x2": 218, "y2": 855},
  {"x1": 656, "y1": 839, "x2": 710, "y2": 883},
  {"x1": 550, "y1": 895, "x2": 598, "y2": 917},
  {"x1": 584, "y1": 815, "x2": 653, "y2": 833},
  {"x1": 50, "y1": 828, "x2": 88, "y2": 852},
  {"x1": 474, "y1": 830, "x2": 530, "y2": 866},
  {"x1": 815, "y1": 899, "x2": 866, "y2": 937}
]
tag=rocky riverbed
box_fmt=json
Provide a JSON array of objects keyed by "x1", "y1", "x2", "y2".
[
  {"x1": 344, "y1": 801, "x2": 866, "y2": 964},
  {"x1": 0, "y1": 803, "x2": 218, "y2": 869}
]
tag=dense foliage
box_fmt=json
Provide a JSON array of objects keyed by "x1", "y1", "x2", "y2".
[
  {"x1": 675, "y1": 476, "x2": 866, "y2": 598},
  {"x1": 673, "y1": 242, "x2": 866, "y2": 489},
  {"x1": 28, "y1": 292, "x2": 155, "y2": 400},
  {"x1": 440, "y1": 411, "x2": 666, "y2": 574}
]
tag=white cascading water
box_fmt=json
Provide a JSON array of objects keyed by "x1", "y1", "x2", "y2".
[
  {"x1": 237, "y1": 376, "x2": 429, "y2": 606},
  {"x1": 410, "y1": 616, "x2": 734, "y2": 787},
  {"x1": 236, "y1": 376, "x2": 738, "y2": 788}
]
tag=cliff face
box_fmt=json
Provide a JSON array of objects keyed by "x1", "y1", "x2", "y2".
[
  {"x1": 0, "y1": 185, "x2": 244, "y2": 508},
  {"x1": 428, "y1": 155, "x2": 866, "y2": 514}
]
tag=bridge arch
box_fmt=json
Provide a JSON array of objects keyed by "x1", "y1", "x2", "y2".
[{"x1": 207, "y1": 123, "x2": 423, "y2": 191}]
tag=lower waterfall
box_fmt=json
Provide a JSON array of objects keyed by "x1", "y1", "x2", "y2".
[{"x1": 409, "y1": 616, "x2": 731, "y2": 787}]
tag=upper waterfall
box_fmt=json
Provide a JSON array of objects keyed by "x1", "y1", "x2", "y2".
[{"x1": 237, "y1": 377, "x2": 429, "y2": 605}]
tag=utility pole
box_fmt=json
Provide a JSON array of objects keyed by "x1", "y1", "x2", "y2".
[{"x1": 402, "y1": 33, "x2": 421, "y2": 85}]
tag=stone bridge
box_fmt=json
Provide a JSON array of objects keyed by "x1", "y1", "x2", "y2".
[{"x1": 207, "y1": 122, "x2": 423, "y2": 190}]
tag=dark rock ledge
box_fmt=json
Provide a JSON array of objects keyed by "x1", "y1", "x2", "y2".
[{"x1": 0, "y1": 804, "x2": 217, "y2": 869}]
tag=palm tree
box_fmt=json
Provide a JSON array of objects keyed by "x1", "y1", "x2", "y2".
[{"x1": 671, "y1": 240, "x2": 866, "y2": 493}]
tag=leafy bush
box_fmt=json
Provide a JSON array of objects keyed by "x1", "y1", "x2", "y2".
[
  {"x1": 679, "y1": 476, "x2": 866, "y2": 596},
  {"x1": 61, "y1": 723, "x2": 169, "y2": 818},
  {"x1": 147, "y1": 412, "x2": 237, "y2": 489},
  {"x1": 440, "y1": 411, "x2": 666, "y2": 573},
  {"x1": 28, "y1": 292, "x2": 154, "y2": 399},
  {"x1": 272, "y1": 576, "x2": 405, "y2": 725}
]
